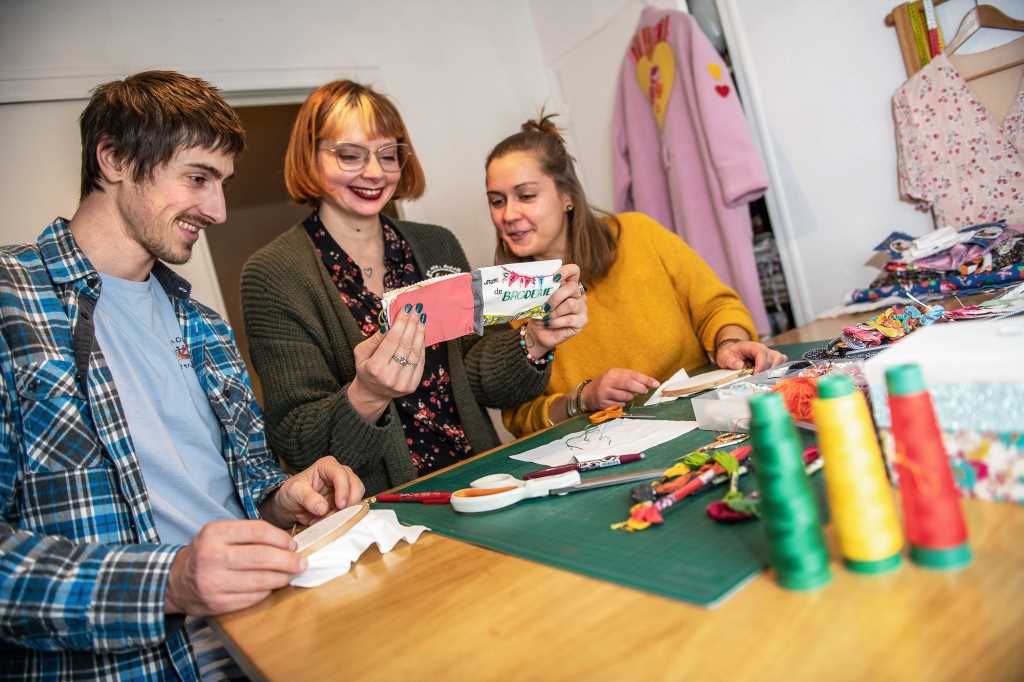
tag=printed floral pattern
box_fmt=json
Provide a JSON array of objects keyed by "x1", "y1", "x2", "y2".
[
  {"x1": 893, "y1": 53, "x2": 1024, "y2": 228},
  {"x1": 849, "y1": 262, "x2": 1024, "y2": 303},
  {"x1": 881, "y1": 430, "x2": 1024, "y2": 504},
  {"x1": 304, "y1": 213, "x2": 472, "y2": 476}
]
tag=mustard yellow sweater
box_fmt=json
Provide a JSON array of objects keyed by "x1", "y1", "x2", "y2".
[{"x1": 503, "y1": 212, "x2": 757, "y2": 438}]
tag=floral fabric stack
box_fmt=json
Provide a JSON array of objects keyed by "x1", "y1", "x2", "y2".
[{"x1": 848, "y1": 221, "x2": 1024, "y2": 304}]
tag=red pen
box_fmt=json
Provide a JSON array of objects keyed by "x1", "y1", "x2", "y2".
[
  {"x1": 522, "y1": 453, "x2": 645, "y2": 480},
  {"x1": 374, "y1": 492, "x2": 452, "y2": 504}
]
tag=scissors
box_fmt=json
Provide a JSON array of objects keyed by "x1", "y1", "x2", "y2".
[
  {"x1": 450, "y1": 471, "x2": 581, "y2": 513},
  {"x1": 450, "y1": 468, "x2": 666, "y2": 513},
  {"x1": 588, "y1": 405, "x2": 661, "y2": 425}
]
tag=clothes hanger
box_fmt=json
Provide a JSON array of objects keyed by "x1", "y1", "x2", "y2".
[
  {"x1": 956, "y1": 32, "x2": 1024, "y2": 80},
  {"x1": 943, "y1": 4, "x2": 1024, "y2": 81}
]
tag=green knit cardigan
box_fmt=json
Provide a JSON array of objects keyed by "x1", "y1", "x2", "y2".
[{"x1": 240, "y1": 218, "x2": 550, "y2": 495}]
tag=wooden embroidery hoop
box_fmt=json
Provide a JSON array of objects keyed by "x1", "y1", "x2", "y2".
[
  {"x1": 292, "y1": 502, "x2": 370, "y2": 558},
  {"x1": 662, "y1": 368, "x2": 753, "y2": 397}
]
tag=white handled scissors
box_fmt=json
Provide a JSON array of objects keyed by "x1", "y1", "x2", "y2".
[
  {"x1": 450, "y1": 471, "x2": 581, "y2": 513},
  {"x1": 450, "y1": 468, "x2": 666, "y2": 513}
]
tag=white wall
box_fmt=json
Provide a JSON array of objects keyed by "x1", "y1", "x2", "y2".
[
  {"x1": 4, "y1": 0, "x2": 1021, "y2": 323},
  {"x1": 719, "y1": 0, "x2": 1024, "y2": 322},
  {"x1": 528, "y1": 0, "x2": 686, "y2": 210},
  {"x1": 0, "y1": 0, "x2": 553, "y2": 314}
]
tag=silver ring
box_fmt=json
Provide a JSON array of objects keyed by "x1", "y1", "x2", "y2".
[
  {"x1": 578, "y1": 283, "x2": 586, "y2": 297},
  {"x1": 391, "y1": 354, "x2": 410, "y2": 366}
]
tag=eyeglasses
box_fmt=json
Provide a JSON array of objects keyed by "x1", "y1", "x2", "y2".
[{"x1": 320, "y1": 142, "x2": 410, "y2": 173}]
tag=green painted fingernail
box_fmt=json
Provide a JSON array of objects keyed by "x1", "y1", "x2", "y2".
[
  {"x1": 543, "y1": 303, "x2": 551, "y2": 312},
  {"x1": 404, "y1": 304, "x2": 412, "y2": 313},
  {"x1": 415, "y1": 303, "x2": 423, "y2": 313},
  {"x1": 420, "y1": 313, "x2": 427, "y2": 324},
  {"x1": 553, "y1": 274, "x2": 562, "y2": 282}
]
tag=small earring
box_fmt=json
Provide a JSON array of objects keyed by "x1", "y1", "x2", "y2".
[{"x1": 565, "y1": 204, "x2": 574, "y2": 213}]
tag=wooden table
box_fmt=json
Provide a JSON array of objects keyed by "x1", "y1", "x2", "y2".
[{"x1": 214, "y1": 301, "x2": 1023, "y2": 681}]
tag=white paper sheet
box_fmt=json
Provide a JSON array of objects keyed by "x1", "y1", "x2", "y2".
[
  {"x1": 509, "y1": 419, "x2": 698, "y2": 467},
  {"x1": 290, "y1": 509, "x2": 429, "y2": 588},
  {"x1": 643, "y1": 367, "x2": 690, "y2": 406}
]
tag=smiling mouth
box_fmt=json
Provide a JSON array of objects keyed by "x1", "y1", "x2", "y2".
[
  {"x1": 175, "y1": 217, "x2": 207, "y2": 235},
  {"x1": 350, "y1": 186, "x2": 384, "y2": 200},
  {"x1": 505, "y1": 229, "x2": 531, "y2": 241}
]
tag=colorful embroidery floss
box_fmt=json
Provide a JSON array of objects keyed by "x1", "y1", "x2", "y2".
[
  {"x1": 813, "y1": 375, "x2": 903, "y2": 575},
  {"x1": 707, "y1": 446, "x2": 823, "y2": 523},
  {"x1": 612, "y1": 447, "x2": 749, "y2": 532},
  {"x1": 749, "y1": 393, "x2": 831, "y2": 591},
  {"x1": 772, "y1": 375, "x2": 818, "y2": 423},
  {"x1": 885, "y1": 363, "x2": 972, "y2": 570}
]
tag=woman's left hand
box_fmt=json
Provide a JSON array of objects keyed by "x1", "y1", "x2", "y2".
[
  {"x1": 524, "y1": 264, "x2": 588, "y2": 355},
  {"x1": 715, "y1": 340, "x2": 787, "y2": 373}
]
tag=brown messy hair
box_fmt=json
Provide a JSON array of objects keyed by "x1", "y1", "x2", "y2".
[
  {"x1": 79, "y1": 70, "x2": 245, "y2": 200},
  {"x1": 486, "y1": 113, "x2": 618, "y2": 285},
  {"x1": 284, "y1": 80, "x2": 426, "y2": 205}
]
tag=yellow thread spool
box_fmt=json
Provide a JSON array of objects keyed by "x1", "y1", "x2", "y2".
[{"x1": 813, "y1": 375, "x2": 903, "y2": 574}]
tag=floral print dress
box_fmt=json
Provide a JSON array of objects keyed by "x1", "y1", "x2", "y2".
[
  {"x1": 305, "y1": 213, "x2": 473, "y2": 476},
  {"x1": 894, "y1": 53, "x2": 1024, "y2": 228}
]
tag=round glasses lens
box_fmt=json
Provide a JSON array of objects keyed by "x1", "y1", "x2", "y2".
[
  {"x1": 332, "y1": 144, "x2": 369, "y2": 171},
  {"x1": 377, "y1": 145, "x2": 407, "y2": 172}
]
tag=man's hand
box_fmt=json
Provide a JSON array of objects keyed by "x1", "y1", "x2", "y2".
[
  {"x1": 165, "y1": 520, "x2": 304, "y2": 616},
  {"x1": 260, "y1": 456, "x2": 365, "y2": 528}
]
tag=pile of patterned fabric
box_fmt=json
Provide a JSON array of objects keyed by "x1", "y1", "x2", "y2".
[
  {"x1": 848, "y1": 221, "x2": 1024, "y2": 305},
  {"x1": 840, "y1": 303, "x2": 945, "y2": 350}
]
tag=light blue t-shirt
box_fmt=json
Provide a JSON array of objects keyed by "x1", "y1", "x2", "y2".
[{"x1": 94, "y1": 272, "x2": 246, "y2": 546}]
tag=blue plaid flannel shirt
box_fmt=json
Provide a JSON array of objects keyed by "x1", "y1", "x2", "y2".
[{"x1": 0, "y1": 218, "x2": 288, "y2": 680}]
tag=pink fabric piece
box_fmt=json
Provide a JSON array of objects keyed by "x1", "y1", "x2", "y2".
[
  {"x1": 386, "y1": 273, "x2": 474, "y2": 346},
  {"x1": 893, "y1": 53, "x2": 1024, "y2": 229},
  {"x1": 613, "y1": 8, "x2": 770, "y2": 334}
]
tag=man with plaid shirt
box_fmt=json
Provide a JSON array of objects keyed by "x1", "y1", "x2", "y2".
[{"x1": 0, "y1": 71, "x2": 365, "y2": 679}]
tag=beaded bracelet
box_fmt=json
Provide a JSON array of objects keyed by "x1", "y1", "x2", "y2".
[
  {"x1": 565, "y1": 378, "x2": 592, "y2": 418},
  {"x1": 519, "y1": 324, "x2": 554, "y2": 366},
  {"x1": 573, "y1": 378, "x2": 592, "y2": 416}
]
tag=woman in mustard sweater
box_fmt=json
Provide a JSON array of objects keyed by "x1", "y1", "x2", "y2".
[{"x1": 486, "y1": 115, "x2": 786, "y2": 437}]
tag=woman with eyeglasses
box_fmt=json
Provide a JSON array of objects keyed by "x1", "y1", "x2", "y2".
[
  {"x1": 241, "y1": 81, "x2": 586, "y2": 495},
  {"x1": 485, "y1": 114, "x2": 786, "y2": 438}
]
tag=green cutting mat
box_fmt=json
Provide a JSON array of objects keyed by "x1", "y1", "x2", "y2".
[{"x1": 378, "y1": 342, "x2": 826, "y2": 607}]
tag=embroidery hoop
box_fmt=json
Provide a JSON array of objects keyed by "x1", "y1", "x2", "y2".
[{"x1": 293, "y1": 502, "x2": 370, "y2": 557}]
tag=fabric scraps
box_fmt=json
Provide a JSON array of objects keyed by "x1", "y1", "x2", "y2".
[{"x1": 850, "y1": 224, "x2": 1024, "y2": 304}]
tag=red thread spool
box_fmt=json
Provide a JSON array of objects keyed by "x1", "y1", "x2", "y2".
[{"x1": 885, "y1": 363, "x2": 971, "y2": 570}]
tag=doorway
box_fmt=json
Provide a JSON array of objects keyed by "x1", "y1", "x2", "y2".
[{"x1": 206, "y1": 103, "x2": 308, "y2": 402}]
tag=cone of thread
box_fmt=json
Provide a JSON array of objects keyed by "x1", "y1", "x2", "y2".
[
  {"x1": 885, "y1": 363, "x2": 971, "y2": 570},
  {"x1": 749, "y1": 393, "x2": 831, "y2": 590},
  {"x1": 813, "y1": 375, "x2": 903, "y2": 574}
]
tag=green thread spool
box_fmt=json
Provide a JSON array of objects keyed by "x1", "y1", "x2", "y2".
[{"x1": 749, "y1": 393, "x2": 832, "y2": 591}]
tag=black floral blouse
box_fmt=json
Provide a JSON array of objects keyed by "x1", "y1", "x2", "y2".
[{"x1": 304, "y1": 213, "x2": 473, "y2": 476}]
